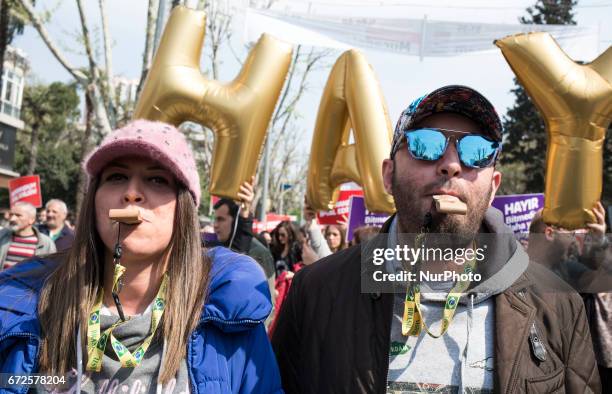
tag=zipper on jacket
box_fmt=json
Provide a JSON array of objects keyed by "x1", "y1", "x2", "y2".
[
  {"x1": 509, "y1": 289, "x2": 548, "y2": 393},
  {"x1": 528, "y1": 322, "x2": 547, "y2": 362},
  {"x1": 516, "y1": 290, "x2": 547, "y2": 362},
  {"x1": 188, "y1": 316, "x2": 265, "y2": 394},
  {"x1": 198, "y1": 316, "x2": 264, "y2": 327}
]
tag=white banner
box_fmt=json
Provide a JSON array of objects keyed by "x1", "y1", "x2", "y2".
[{"x1": 245, "y1": 8, "x2": 599, "y2": 60}]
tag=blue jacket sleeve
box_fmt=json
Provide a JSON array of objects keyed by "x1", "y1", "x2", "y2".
[{"x1": 239, "y1": 323, "x2": 283, "y2": 394}]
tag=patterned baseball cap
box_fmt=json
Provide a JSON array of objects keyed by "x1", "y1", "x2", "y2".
[{"x1": 390, "y1": 85, "x2": 503, "y2": 158}]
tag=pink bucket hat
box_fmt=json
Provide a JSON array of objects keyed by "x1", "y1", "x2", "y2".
[{"x1": 83, "y1": 120, "x2": 201, "y2": 207}]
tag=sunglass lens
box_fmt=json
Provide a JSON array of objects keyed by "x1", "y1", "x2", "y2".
[
  {"x1": 405, "y1": 129, "x2": 447, "y2": 161},
  {"x1": 458, "y1": 135, "x2": 499, "y2": 168}
]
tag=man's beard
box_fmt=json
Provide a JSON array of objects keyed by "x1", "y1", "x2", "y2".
[{"x1": 391, "y1": 167, "x2": 492, "y2": 246}]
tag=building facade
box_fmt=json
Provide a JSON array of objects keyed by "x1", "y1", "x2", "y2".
[{"x1": 0, "y1": 46, "x2": 28, "y2": 188}]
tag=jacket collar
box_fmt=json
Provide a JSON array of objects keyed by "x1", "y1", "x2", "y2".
[{"x1": 200, "y1": 247, "x2": 272, "y2": 332}]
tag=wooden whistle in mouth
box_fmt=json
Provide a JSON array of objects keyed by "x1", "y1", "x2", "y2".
[
  {"x1": 433, "y1": 195, "x2": 467, "y2": 215},
  {"x1": 109, "y1": 208, "x2": 143, "y2": 224}
]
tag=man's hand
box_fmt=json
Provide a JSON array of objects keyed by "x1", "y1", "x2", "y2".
[
  {"x1": 586, "y1": 201, "x2": 607, "y2": 238},
  {"x1": 237, "y1": 176, "x2": 255, "y2": 218},
  {"x1": 303, "y1": 200, "x2": 317, "y2": 224}
]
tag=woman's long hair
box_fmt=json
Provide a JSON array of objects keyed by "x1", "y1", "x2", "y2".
[
  {"x1": 270, "y1": 220, "x2": 299, "y2": 260},
  {"x1": 37, "y1": 178, "x2": 210, "y2": 383}
]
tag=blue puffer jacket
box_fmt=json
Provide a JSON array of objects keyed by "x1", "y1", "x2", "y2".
[{"x1": 0, "y1": 247, "x2": 283, "y2": 394}]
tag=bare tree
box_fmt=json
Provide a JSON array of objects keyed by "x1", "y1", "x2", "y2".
[
  {"x1": 17, "y1": 0, "x2": 112, "y2": 135},
  {"x1": 260, "y1": 46, "x2": 333, "y2": 216},
  {"x1": 136, "y1": 0, "x2": 159, "y2": 98},
  {"x1": 98, "y1": 0, "x2": 116, "y2": 125},
  {"x1": 185, "y1": 1, "x2": 332, "y2": 217},
  {"x1": 202, "y1": 0, "x2": 231, "y2": 79},
  {"x1": 16, "y1": 0, "x2": 119, "y2": 214}
]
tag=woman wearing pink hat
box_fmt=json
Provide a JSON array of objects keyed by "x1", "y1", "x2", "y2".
[{"x1": 0, "y1": 120, "x2": 282, "y2": 393}]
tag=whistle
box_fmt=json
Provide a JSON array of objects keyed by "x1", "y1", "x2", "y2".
[
  {"x1": 109, "y1": 208, "x2": 143, "y2": 224},
  {"x1": 433, "y1": 195, "x2": 467, "y2": 215}
]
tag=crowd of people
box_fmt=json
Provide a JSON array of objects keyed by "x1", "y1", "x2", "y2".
[
  {"x1": 0, "y1": 85, "x2": 609, "y2": 393},
  {"x1": 0, "y1": 199, "x2": 75, "y2": 270}
]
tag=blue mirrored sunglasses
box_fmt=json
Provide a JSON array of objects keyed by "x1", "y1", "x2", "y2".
[{"x1": 403, "y1": 128, "x2": 501, "y2": 168}]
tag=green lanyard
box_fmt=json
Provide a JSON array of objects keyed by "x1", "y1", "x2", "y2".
[
  {"x1": 86, "y1": 264, "x2": 168, "y2": 372},
  {"x1": 401, "y1": 236, "x2": 477, "y2": 338}
]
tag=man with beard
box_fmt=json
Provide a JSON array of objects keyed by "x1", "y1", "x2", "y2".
[
  {"x1": 271, "y1": 85, "x2": 600, "y2": 393},
  {"x1": 528, "y1": 205, "x2": 611, "y2": 391},
  {"x1": 0, "y1": 202, "x2": 56, "y2": 270}
]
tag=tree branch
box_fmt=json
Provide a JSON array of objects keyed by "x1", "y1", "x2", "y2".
[
  {"x1": 98, "y1": 0, "x2": 117, "y2": 126},
  {"x1": 76, "y1": 0, "x2": 111, "y2": 134},
  {"x1": 137, "y1": 0, "x2": 159, "y2": 98},
  {"x1": 16, "y1": 0, "x2": 87, "y2": 83}
]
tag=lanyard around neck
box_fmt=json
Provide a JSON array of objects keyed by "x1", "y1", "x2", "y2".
[{"x1": 401, "y1": 234, "x2": 477, "y2": 338}]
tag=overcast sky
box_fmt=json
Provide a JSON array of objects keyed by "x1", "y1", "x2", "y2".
[{"x1": 13, "y1": 0, "x2": 612, "y2": 140}]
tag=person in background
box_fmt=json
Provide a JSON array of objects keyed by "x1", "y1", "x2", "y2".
[
  {"x1": 350, "y1": 225, "x2": 381, "y2": 246},
  {"x1": 65, "y1": 211, "x2": 76, "y2": 231},
  {"x1": 39, "y1": 198, "x2": 75, "y2": 252},
  {"x1": 527, "y1": 204, "x2": 609, "y2": 285},
  {"x1": 271, "y1": 220, "x2": 302, "y2": 277},
  {"x1": 210, "y1": 178, "x2": 256, "y2": 253},
  {"x1": 259, "y1": 231, "x2": 272, "y2": 248},
  {"x1": 324, "y1": 223, "x2": 347, "y2": 253},
  {"x1": 0, "y1": 208, "x2": 10, "y2": 229},
  {"x1": 269, "y1": 222, "x2": 309, "y2": 337},
  {"x1": 302, "y1": 201, "x2": 331, "y2": 260},
  {"x1": 36, "y1": 209, "x2": 47, "y2": 227},
  {"x1": 0, "y1": 201, "x2": 56, "y2": 270},
  {"x1": 528, "y1": 202, "x2": 611, "y2": 391}
]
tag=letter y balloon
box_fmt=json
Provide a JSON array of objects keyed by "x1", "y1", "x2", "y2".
[{"x1": 496, "y1": 32, "x2": 612, "y2": 229}]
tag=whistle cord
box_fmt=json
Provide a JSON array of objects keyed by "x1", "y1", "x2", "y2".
[{"x1": 111, "y1": 223, "x2": 126, "y2": 321}]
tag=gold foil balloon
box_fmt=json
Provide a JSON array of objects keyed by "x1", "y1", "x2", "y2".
[
  {"x1": 495, "y1": 32, "x2": 612, "y2": 229},
  {"x1": 134, "y1": 6, "x2": 293, "y2": 199},
  {"x1": 307, "y1": 49, "x2": 395, "y2": 213}
]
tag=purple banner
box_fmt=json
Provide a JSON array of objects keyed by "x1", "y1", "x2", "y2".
[
  {"x1": 491, "y1": 193, "x2": 544, "y2": 235},
  {"x1": 346, "y1": 196, "x2": 389, "y2": 242}
]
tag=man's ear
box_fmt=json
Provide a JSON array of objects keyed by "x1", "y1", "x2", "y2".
[
  {"x1": 382, "y1": 158, "x2": 394, "y2": 195},
  {"x1": 544, "y1": 226, "x2": 555, "y2": 241},
  {"x1": 488, "y1": 170, "x2": 502, "y2": 206}
]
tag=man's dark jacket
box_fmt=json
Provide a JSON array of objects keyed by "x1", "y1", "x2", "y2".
[
  {"x1": 37, "y1": 224, "x2": 74, "y2": 252},
  {"x1": 271, "y1": 209, "x2": 600, "y2": 393}
]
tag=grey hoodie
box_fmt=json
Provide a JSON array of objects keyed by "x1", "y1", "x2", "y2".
[{"x1": 385, "y1": 207, "x2": 529, "y2": 394}]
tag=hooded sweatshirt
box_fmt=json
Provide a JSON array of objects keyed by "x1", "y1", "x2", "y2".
[{"x1": 385, "y1": 208, "x2": 529, "y2": 393}]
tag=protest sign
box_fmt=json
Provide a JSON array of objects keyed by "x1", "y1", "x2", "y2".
[
  {"x1": 9, "y1": 175, "x2": 42, "y2": 208},
  {"x1": 491, "y1": 193, "x2": 544, "y2": 235},
  {"x1": 346, "y1": 195, "x2": 389, "y2": 242}
]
